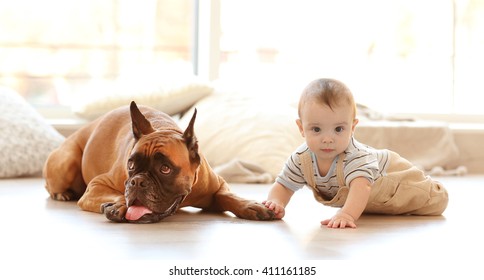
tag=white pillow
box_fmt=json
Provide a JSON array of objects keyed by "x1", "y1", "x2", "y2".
[
  {"x1": 179, "y1": 93, "x2": 304, "y2": 180},
  {"x1": 72, "y1": 73, "x2": 214, "y2": 120},
  {"x1": 0, "y1": 87, "x2": 65, "y2": 178}
]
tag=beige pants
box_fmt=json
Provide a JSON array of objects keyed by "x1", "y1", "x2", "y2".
[{"x1": 300, "y1": 150, "x2": 449, "y2": 215}]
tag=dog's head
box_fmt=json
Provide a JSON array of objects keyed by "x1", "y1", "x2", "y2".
[{"x1": 124, "y1": 101, "x2": 200, "y2": 223}]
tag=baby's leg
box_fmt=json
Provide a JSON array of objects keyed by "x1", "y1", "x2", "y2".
[{"x1": 408, "y1": 180, "x2": 448, "y2": 215}]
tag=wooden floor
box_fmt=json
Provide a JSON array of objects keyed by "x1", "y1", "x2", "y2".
[{"x1": 1, "y1": 176, "x2": 483, "y2": 279}]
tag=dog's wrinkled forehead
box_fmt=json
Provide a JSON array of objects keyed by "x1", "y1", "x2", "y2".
[
  {"x1": 134, "y1": 134, "x2": 177, "y2": 152},
  {"x1": 132, "y1": 131, "x2": 190, "y2": 164}
]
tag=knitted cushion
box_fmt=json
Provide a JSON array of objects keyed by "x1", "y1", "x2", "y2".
[{"x1": 0, "y1": 87, "x2": 65, "y2": 177}]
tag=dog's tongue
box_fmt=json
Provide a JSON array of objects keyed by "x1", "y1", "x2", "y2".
[{"x1": 126, "y1": 205, "x2": 153, "y2": 221}]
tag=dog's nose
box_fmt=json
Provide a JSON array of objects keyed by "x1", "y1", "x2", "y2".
[{"x1": 130, "y1": 177, "x2": 146, "y2": 188}]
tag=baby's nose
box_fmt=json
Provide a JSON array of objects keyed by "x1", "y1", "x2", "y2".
[{"x1": 322, "y1": 136, "x2": 333, "y2": 143}]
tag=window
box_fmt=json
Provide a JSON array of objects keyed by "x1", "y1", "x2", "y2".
[
  {"x1": 0, "y1": 0, "x2": 194, "y2": 112},
  {"x1": 217, "y1": 0, "x2": 484, "y2": 117},
  {"x1": 1, "y1": 0, "x2": 483, "y2": 120}
]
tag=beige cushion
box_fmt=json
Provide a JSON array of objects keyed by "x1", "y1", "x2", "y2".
[
  {"x1": 73, "y1": 73, "x2": 214, "y2": 120},
  {"x1": 179, "y1": 93, "x2": 304, "y2": 180}
]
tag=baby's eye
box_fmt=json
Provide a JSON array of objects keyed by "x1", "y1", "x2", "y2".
[
  {"x1": 311, "y1": 127, "x2": 321, "y2": 133},
  {"x1": 335, "y1": 126, "x2": 344, "y2": 133}
]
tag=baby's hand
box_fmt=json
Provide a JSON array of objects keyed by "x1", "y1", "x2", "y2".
[
  {"x1": 262, "y1": 200, "x2": 285, "y2": 219},
  {"x1": 321, "y1": 210, "x2": 356, "y2": 229}
]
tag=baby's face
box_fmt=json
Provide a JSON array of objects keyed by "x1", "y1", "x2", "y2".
[{"x1": 297, "y1": 101, "x2": 357, "y2": 163}]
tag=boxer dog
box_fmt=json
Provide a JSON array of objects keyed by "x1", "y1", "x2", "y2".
[{"x1": 43, "y1": 101, "x2": 275, "y2": 223}]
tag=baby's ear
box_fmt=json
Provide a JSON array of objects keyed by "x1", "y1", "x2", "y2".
[
  {"x1": 352, "y1": 118, "x2": 359, "y2": 133},
  {"x1": 296, "y1": 119, "x2": 305, "y2": 137}
]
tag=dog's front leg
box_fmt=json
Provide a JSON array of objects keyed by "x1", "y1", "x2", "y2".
[
  {"x1": 212, "y1": 183, "x2": 275, "y2": 221},
  {"x1": 77, "y1": 175, "x2": 127, "y2": 222}
]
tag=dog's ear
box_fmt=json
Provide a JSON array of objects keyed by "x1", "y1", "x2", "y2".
[
  {"x1": 183, "y1": 109, "x2": 200, "y2": 163},
  {"x1": 130, "y1": 101, "x2": 155, "y2": 140}
]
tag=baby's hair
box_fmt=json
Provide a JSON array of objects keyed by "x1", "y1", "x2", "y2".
[{"x1": 298, "y1": 78, "x2": 357, "y2": 119}]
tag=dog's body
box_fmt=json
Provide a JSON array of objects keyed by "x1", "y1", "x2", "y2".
[{"x1": 43, "y1": 102, "x2": 274, "y2": 223}]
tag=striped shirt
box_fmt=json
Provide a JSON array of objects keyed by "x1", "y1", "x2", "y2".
[{"x1": 276, "y1": 137, "x2": 390, "y2": 199}]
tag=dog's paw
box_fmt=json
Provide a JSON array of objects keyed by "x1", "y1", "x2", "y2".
[
  {"x1": 102, "y1": 202, "x2": 128, "y2": 223},
  {"x1": 49, "y1": 189, "x2": 78, "y2": 201},
  {"x1": 241, "y1": 201, "x2": 276, "y2": 221}
]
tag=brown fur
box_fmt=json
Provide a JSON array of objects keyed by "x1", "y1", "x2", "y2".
[{"x1": 43, "y1": 101, "x2": 274, "y2": 223}]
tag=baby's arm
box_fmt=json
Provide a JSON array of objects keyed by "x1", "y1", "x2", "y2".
[
  {"x1": 321, "y1": 177, "x2": 371, "y2": 228},
  {"x1": 263, "y1": 182, "x2": 294, "y2": 219}
]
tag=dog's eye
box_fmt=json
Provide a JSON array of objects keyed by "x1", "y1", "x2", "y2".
[
  {"x1": 160, "y1": 164, "x2": 171, "y2": 174},
  {"x1": 127, "y1": 160, "x2": 135, "y2": 170}
]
